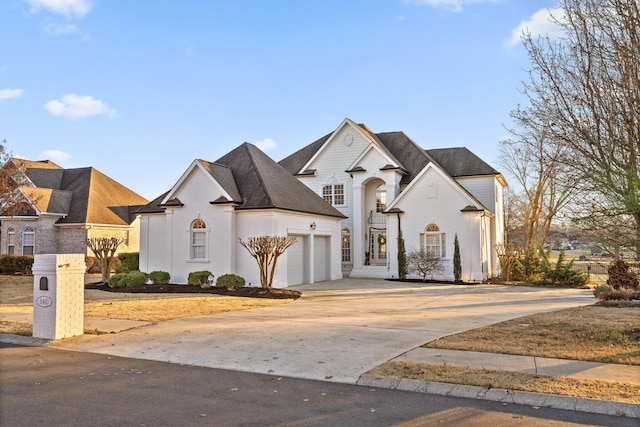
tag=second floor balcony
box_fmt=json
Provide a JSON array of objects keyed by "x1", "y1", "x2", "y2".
[{"x1": 368, "y1": 210, "x2": 385, "y2": 225}]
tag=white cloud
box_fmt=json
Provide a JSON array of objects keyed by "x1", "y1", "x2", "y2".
[
  {"x1": 254, "y1": 138, "x2": 278, "y2": 152},
  {"x1": 507, "y1": 7, "x2": 566, "y2": 47},
  {"x1": 25, "y1": 0, "x2": 93, "y2": 19},
  {"x1": 40, "y1": 149, "x2": 71, "y2": 163},
  {"x1": 404, "y1": 0, "x2": 499, "y2": 13},
  {"x1": 44, "y1": 22, "x2": 79, "y2": 35},
  {"x1": 0, "y1": 88, "x2": 24, "y2": 101},
  {"x1": 43, "y1": 94, "x2": 118, "y2": 119}
]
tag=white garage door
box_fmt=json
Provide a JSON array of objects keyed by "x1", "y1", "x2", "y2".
[
  {"x1": 287, "y1": 236, "x2": 305, "y2": 285},
  {"x1": 313, "y1": 236, "x2": 329, "y2": 282}
]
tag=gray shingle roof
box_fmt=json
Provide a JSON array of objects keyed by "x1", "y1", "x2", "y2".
[
  {"x1": 139, "y1": 143, "x2": 345, "y2": 219},
  {"x1": 213, "y1": 143, "x2": 345, "y2": 217},
  {"x1": 197, "y1": 160, "x2": 241, "y2": 203},
  {"x1": 425, "y1": 147, "x2": 500, "y2": 177},
  {"x1": 278, "y1": 132, "x2": 331, "y2": 176},
  {"x1": 278, "y1": 123, "x2": 501, "y2": 184},
  {"x1": 136, "y1": 191, "x2": 170, "y2": 214}
]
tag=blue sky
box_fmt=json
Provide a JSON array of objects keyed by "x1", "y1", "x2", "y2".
[{"x1": 1, "y1": 0, "x2": 560, "y2": 201}]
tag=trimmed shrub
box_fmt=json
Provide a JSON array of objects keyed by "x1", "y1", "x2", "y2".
[
  {"x1": 108, "y1": 271, "x2": 147, "y2": 287},
  {"x1": 114, "y1": 264, "x2": 129, "y2": 274},
  {"x1": 188, "y1": 270, "x2": 213, "y2": 286},
  {"x1": 216, "y1": 274, "x2": 245, "y2": 289},
  {"x1": 397, "y1": 233, "x2": 407, "y2": 280},
  {"x1": 126, "y1": 271, "x2": 147, "y2": 286},
  {"x1": 116, "y1": 252, "x2": 139, "y2": 273},
  {"x1": 453, "y1": 233, "x2": 462, "y2": 282},
  {"x1": 148, "y1": 271, "x2": 170, "y2": 285},
  {"x1": 108, "y1": 273, "x2": 128, "y2": 288},
  {"x1": 0, "y1": 255, "x2": 34, "y2": 274}
]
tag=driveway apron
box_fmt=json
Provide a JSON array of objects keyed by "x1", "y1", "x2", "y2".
[{"x1": 52, "y1": 279, "x2": 595, "y2": 384}]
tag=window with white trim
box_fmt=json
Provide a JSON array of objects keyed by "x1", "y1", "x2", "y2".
[
  {"x1": 420, "y1": 223, "x2": 446, "y2": 258},
  {"x1": 341, "y1": 228, "x2": 351, "y2": 263},
  {"x1": 7, "y1": 228, "x2": 15, "y2": 255},
  {"x1": 190, "y1": 219, "x2": 207, "y2": 259},
  {"x1": 322, "y1": 183, "x2": 344, "y2": 206},
  {"x1": 375, "y1": 184, "x2": 387, "y2": 212},
  {"x1": 22, "y1": 228, "x2": 35, "y2": 256}
]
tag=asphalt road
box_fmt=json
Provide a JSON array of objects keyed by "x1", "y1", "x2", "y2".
[{"x1": 1, "y1": 344, "x2": 635, "y2": 427}]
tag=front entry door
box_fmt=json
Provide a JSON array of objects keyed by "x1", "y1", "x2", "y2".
[{"x1": 370, "y1": 229, "x2": 387, "y2": 265}]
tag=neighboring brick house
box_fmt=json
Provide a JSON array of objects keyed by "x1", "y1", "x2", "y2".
[{"x1": 0, "y1": 159, "x2": 148, "y2": 257}]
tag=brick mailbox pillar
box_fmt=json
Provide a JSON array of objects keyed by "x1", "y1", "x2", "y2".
[{"x1": 32, "y1": 254, "x2": 85, "y2": 340}]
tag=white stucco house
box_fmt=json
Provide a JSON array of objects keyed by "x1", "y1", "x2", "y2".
[
  {"x1": 278, "y1": 118, "x2": 507, "y2": 282},
  {"x1": 137, "y1": 143, "x2": 346, "y2": 286},
  {"x1": 138, "y1": 118, "x2": 506, "y2": 287}
]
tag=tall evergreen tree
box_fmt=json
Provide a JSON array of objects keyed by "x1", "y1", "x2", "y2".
[{"x1": 453, "y1": 233, "x2": 462, "y2": 282}]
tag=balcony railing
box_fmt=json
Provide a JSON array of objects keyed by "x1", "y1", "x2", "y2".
[{"x1": 368, "y1": 210, "x2": 386, "y2": 225}]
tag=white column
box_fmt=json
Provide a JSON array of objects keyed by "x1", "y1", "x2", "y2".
[{"x1": 352, "y1": 184, "x2": 364, "y2": 270}]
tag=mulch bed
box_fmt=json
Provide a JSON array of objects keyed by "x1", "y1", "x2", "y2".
[{"x1": 85, "y1": 283, "x2": 301, "y2": 300}]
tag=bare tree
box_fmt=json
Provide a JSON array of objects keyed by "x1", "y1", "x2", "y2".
[
  {"x1": 0, "y1": 140, "x2": 32, "y2": 216},
  {"x1": 502, "y1": 187, "x2": 527, "y2": 244},
  {"x1": 239, "y1": 235, "x2": 297, "y2": 288},
  {"x1": 569, "y1": 192, "x2": 636, "y2": 260},
  {"x1": 407, "y1": 249, "x2": 444, "y2": 281},
  {"x1": 87, "y1": 237, "x2": 123, "y2": 282},
  {"x1": 499, "y1": 117, "x2": 581, "y2": 248},
  {"x1": 515, "y1": 0, "x2": 640, "y2": 253}
]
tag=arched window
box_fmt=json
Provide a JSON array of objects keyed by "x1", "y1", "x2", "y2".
[
  {"x1": 22, "y1": 228, "x2": 35, "y2": 255},
  {"x1": 341, "y1": 228, "x2": 351, "y2": 263},
  {"x1": 420, "y1": 223, "x2": 446, "y2": 258},
  {"x1": 190, "y1": 219, "x2": 208, "y2": 260},
  {"x1": 375, "y1": 185, "x2": 387, "y2": 212},
  {"x1": 7, "y1": 228, "x2": 15, "y2": 255}
]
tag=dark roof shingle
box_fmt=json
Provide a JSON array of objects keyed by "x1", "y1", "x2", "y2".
[
  {"x1": 214, "y1": 143, "x2": 345, "y2": 218},
  {"x1": 278, "y1": 123, "x2": 501, "y2": 184}
]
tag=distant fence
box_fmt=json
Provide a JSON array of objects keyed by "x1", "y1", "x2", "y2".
[{"x1": 572, "y1": 261, "x2": 640, "y2": 286}]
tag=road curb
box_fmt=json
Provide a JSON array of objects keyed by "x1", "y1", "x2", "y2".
[
  {"x1": 356, "y1": 374, "x2": 639, "y2": 419},
  {"x1": 0, "y1": 333, "x2": 50, "y2": 347}
]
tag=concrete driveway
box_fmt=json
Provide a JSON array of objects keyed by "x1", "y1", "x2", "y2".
[{"x1": 52, "y1": 279, "x2": 595, "y2": 384}]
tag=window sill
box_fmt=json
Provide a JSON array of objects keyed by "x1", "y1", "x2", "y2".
[{"x1": 186, "y1": 259, "x2": 210, "y2": 263}]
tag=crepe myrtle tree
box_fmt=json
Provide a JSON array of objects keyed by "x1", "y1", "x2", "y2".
[
  {"x1": 87, "y1": 237, "x2": 123, "y2": 282},
  {"x1": 239, "y1": 235, "x2": 297, "y2": 288}
]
